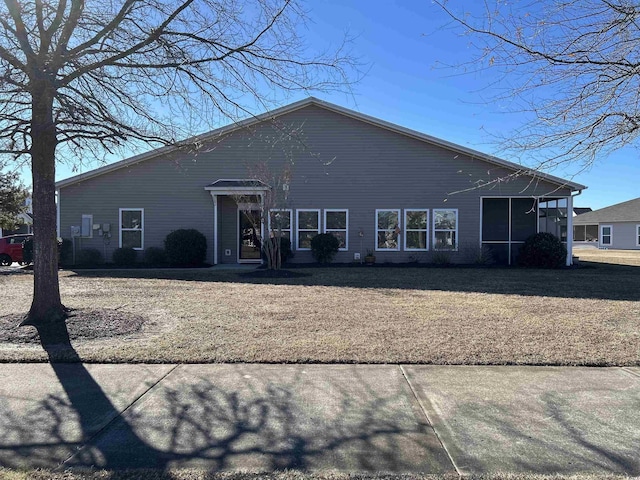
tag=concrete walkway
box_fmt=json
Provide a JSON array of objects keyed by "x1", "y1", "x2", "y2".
[{"x1": 0, "y1": 364, "x2": 638, "y2": 474}]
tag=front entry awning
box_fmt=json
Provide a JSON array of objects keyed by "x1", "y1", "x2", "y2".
[
  {"x1": 205, "y1": 179, "x2": 270, "y2": 265},
  {"x1": 204, "y1": 179, "x2": 270, "y2": 196}
]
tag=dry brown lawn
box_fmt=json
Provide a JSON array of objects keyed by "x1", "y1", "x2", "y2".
[
  {"x1": 574, "y1": 248, "x2": 640, "y2": 266},
  {"x1": 0, "y1": 253, "x2": 639, "y2": 366}
]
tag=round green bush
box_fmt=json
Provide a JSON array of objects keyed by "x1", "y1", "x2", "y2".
[
  {"x1": 144, "y1": 246, "x2": 167, "y2": 265},
  {"x1": 517, "y1": 232, "x2": 567, "y2": 268},
  {"x1": 58, "y1": 238, "x2": 73, "y2": 266},
  {"x1": 261, "y1": 236, "x2": 293, "y2": 267},
  {"x1": 112, "y1": 247, "x2": 137, "y2": 266},
  {"x1": 164, "y1": 229, "x2": 207, "y2": 266},
  {"x1": 77, "y1": 248, "x2": 103, "y2": 266},
  {"x1": 310, "y1": 233, "x2": 340, "y2": 263}
]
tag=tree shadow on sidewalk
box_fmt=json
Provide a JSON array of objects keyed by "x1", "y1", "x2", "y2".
[{"x1": 0, "y1": 321, "x2": 451, "y2": 472}]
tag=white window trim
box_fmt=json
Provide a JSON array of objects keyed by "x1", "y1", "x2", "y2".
[
  {"x1": 324, "y1": 209, "x2": 349, "y2": 251},
  {"x1": 268, "y1": 208, "x2": 293, "y2": 244},
  {"x1": 119, "y1": 208, "x2": 144, "y2": 250},
  {"x1": 81, "y1": 214, "x2": 93, "y2": 238},
  {"x1": 600, "y1": 224, "x2": 613, "y2": 247},
  {"x1": 375, "y1": 209, "x2": 401, "y2": 252},
  {"x1": 404, "y1": 209, "x2": 429, "y2": 251},
  {"x1": 295, "y1": 209, "x2": 320, "y2": 251},
  {"x1": 433, "y1": 208, "x2": 459, "y2": 251},
  {"x1": 636, "y1": 225, "x2": 640, "y2": 247}
]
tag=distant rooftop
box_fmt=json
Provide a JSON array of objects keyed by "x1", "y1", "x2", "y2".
[{"x1": 573, "y1": 198, "x2": 640, "y2": 224}]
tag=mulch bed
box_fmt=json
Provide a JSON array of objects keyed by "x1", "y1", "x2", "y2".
[{"x1": 0, "y1": 308, "x2": 146, "y2": 345}]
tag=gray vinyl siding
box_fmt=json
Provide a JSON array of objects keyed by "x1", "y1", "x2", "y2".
[
  {"x1": 59, "y1": 104, "x2": 573, "y2": 264},
  {"x1": 607, "y1": 223, "x2": 640, "y2": 250}
]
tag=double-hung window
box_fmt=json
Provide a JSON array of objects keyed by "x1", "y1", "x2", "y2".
[
  {"x1": 637, "y1": 225, "x2": 640, "y2": 247},
  {"x1": 120, "y1": 208, "x2": 144, "y2": 250},
  {"x1": 376, "y1": 209, "x2": 401, "y2": 251},
  {"x1": 268, "y1": 209, "x2": 292, "y2": 243},
  {"x1": 324, "y1": 209, "x2": 348, "y2": 250},
  {"x1": 296, "y1": 209, "x2": 320, "y2": 250},
  {"x1": 600, "y1": 225, "x2": 612, "y2": 246},
  {"x1": 404, "y1": 209, "x2": 428, "y2": 251},
  {"x1": 433, "y1": 209, "x2": 458, "y2": 250}
]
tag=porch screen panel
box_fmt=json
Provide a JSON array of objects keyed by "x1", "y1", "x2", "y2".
[
  {"x1": 573, "y1": 225, "x2": 586, "y2": 242},
  {"x1": 484, "y1": 243, "x2": 509, "y2": 265},
  {"x1": 511, "y1": 198, "x2": 537, "y2": 241},
  {"x1": 586, "y1": 225, "x2": 598, "y2": 241},
  {"x1": 482, "y1": 198, "x2": 509, "y2": 241}
]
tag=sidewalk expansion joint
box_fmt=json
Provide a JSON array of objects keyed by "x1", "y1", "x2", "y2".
[
  {"x1": 622, "y1": 367, "x2": 640, "y2": 379},
  {"x1": 55, "y1": 363, "x2": 181, "y2": 471},
  {"x1": 399, "y1": 365, "x2": 462, "y2": 477}
]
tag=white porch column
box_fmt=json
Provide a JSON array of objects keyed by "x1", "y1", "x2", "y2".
[
  {"x1": 211, "y1": 193, "x2": 219, "y2": 265},
  {"x1": 56, "y1": 189, "x2": 60, "y2": 238},
  {"x1": 566, "y1": 195, "x2": 573, "y2": 266}
]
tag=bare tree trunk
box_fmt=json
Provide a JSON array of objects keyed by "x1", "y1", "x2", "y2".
[{"x1": 22, "y1": 85, "x2": 67, "y2": 326}]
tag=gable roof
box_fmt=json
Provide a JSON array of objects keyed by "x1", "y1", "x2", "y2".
[
  {"x1": 573, "y1": 197, "x2": 640, "y2": 224},
  {"x1": 55, "y1": 97, "x2": 586, "y2": 191}
]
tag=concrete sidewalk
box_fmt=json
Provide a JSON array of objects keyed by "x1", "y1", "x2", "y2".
[{"x1": 0, "y1": 364, "x2": 638, "y2": 474}]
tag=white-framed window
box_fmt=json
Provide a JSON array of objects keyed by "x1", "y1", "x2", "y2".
[
  {"x1": 119, "y1": 208, "x2": 144, "y2": 250},
  {"x1": 81, "y1": 214, "x2": 93, "y2": 238},
  {"x1": 636, "y1": 225, "x2": 640, "y2": 247},
  {"x1": 404, "y1": 209, "x2": 428, "y2": 251},
  {"x1": 324, "y1": 209, "x2": 348, "y2": 250},
  {"x1": 376, "y1": 209, "x2": 401, "y2": 251},
  {"x1": 600, "y1": 224, "x2": 612, "y2": 246},
  {"x1": 296, "y1": 209, "x2": 320, "y2": 250},
  {"x1": 433, "y1": 209, "x2": 458, "y2": 251},
  {"x1": 268, "y1": 209, "x2": 292, "y2": 243}
]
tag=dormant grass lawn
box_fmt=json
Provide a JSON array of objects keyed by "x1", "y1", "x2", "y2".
[
  {"x1": 1, "y1": 251, "x2": 639, "y2": 365},
  {"x1": 574, "y1": 247, "x2": 640, "y2": 266}
]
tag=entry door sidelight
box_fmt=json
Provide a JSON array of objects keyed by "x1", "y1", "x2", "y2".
[{"x1": 239, "y1": 209, "x2": 262, "y2": 260}]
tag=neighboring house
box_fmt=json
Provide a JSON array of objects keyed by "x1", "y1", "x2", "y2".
[
  {"x1": 55, "y1": 98, "x2": 585, "y2": 266},
  {"x1": 0, "y1": 196, "x2": 33, "y2": 237},
  {"x1": 573, "y1": 197, "x2": 640, "y2": 250}
]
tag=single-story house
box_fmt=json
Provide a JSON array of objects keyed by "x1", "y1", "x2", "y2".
[
  {"x1": 55, "y1": 98, "x2": 586, "y2": 266},
  {"x1": 573, "y1": 197, "x2": 640, "y2": 249},
  {"x1": 0, "y1": 212, "x2": 33, "y2": 237}
]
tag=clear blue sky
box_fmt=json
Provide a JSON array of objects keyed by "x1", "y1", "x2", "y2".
[{"x1": 46, "y1": 0, "x2": 637, "y2": 210}]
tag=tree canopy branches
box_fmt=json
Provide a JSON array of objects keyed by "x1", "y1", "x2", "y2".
[
  {"x1": 0, "y1": 0, "x2": 356, "y2": 165},
  {"x1": 435, "y1": 0, "x2": 640, "y2": 171}
]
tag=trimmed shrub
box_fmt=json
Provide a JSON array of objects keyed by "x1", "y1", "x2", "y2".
[
  {"x1": 59, "y1": 238, "x2": 73, "y2": 266},
  {"x1": 144, "y1": 246, "x2": 167, "y2": 265},
  {"x1": 77, "y1": 248, "x2": 103, "y2": 266},
  {"x1": 22, "y1": 237, "x2": 68, "y2": 265},
  {"x1": 261, "y1": 236, "x2": 293, "y2": 268},
  {"x1": 21, "y1": 236, "x2": 33, "y2": 265},
  {"x1": 164, "y1": 229, "x2": 207, "y2": 266},
  {"x1": 517, "y1": 232, "x2": 567, "y2": 268},
  {"x1": 431, "y1": 251, "x2": 452, "y2": 266},
  {"x1": 112, "y1": 247, "x2": 137, "y2": 266},
  {"x1": 310, "y1": 233, "x2": 340, "y2": 263}
]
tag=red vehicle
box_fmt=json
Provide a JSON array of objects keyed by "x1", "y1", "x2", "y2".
[{"x1": 0, "y1": 234, "x2": 32, "y2": 266}]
